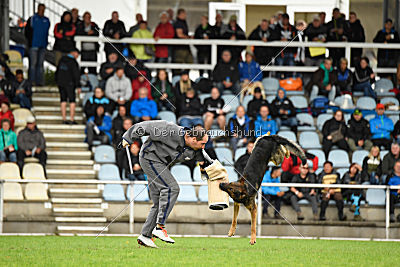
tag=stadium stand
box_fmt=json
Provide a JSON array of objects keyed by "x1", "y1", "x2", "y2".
[
  {"x1": 127, "y1": 184, "x2": 149, "y2": 202},
  {"x1": 366, "y1": 189, "x2": 386, "y2": 206},
  {"x1": 299, "y1": 131, "x2": 322, "y2": 149},
  {"x1": 277, "y1": 131, "x2": 297, "y2": 142},
  {"x1": 215, "y1": 147, "x2": 233, "y2": 165},
  {"x1": 171, "y1": 165, "x2": 192, "y2": 182},
  {"x1": 98, "y1": 164, "x2": 121, "y2": 180},
  {"x1": 103, "y1": 184, "x2": 126, "y2": 201},
  {"x1": 158, "y1": 111, "x2": 177, "y2": 123},
  {"x1": 177, "y1": 186, "x2": 198, "y2": 202},
  {"x1": 94, "y1": 145, "x2": 116, "y2": 163},
  {"x1": 328, "y1": 150, "x2": 351, "y2": 168}
]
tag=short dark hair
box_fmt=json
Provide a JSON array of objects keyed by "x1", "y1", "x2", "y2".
[
  {"x1": 333, "y1": 8, "x2": 340, "y2": 13},
  {"x1": 177, "y1": 8, "x2": 186, "y2": 15},
  {"x1": 324, "y1": 57, "x2": 333, "y2": 63},
  {"x1": 15, "y1": 69, "x2": 23, "y2": 75},
  {"x1": 349, "y1": 11, "x2": 356, "y2": 16},
  {"x1": 38, "y1": 3, "x2": 45, "y2": 9},
  {"x1": 271, "y1": 166, "x2": 281, "y2": 174},
  {"x1": 324, "y1": 161, "x2": 333, "y2": 167},
  {"x1": 282, "y1": 13, "x2": 289, "y2": 19},
  {"x1": 186, "y1": 125, "x2": 207, "y2": 141},
  {"x1": 385, "y1": 18, "x2": 393, "y2": 24},
  {"x1": 123, "y1": 117, "x2": 133, "y2": 124},
  {"x1": 1, "y1": 118, "x2": 10, "y2": 126}
]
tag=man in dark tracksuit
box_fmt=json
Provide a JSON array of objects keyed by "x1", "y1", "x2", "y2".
[{"x1": 122, "y1": 121, "x2": 209, "y2": 248}]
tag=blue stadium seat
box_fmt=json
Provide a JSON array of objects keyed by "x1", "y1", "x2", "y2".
[
  {"x1": 299, "y1": 131, "x2": 321, "y2": 149},
  {"x1": 82, "y1": 92, "x2": 94, "y2": 107},
  {"x1": 328, "y1": 150, "x2": 350, "y2": 168},
  {"x1": 225, "y1": 112, "x2": 235, "y2": 123},
  {"x1": 289, "y1": 96, "x2": 308, "y2": 109},
  {"x1": 94, "y1": 145, "x2": 116, "y2": 163},
  {"x1": 81, "y1": 74, "x2": 99, "y2": 92},
  {"x1": 193, "y1": 165, "x2": 202, "y2": 182},
  {"x1": 298, "y1": 199, "x2": 310, "y2": 204},
  {"x1": 296, "y1": 113, "x2": 315, "y2": 131},
  {"x1": 127, "y1": 184, "x2": 149, "y2": 201},
  {"x1": 177, "y1": 186, "x2": 198, "y2": 202},
  {"x1": 389, "y1": 115, "x2": 399, "y2": 125},
  {"x1": 262, "y1": 77, "x2": 279, "y2": 93},
  {"x1": 266, "y1": 95, "x2": 275, "y2": 103},
  {"x1": 171, "y1": 165, "x2": 192, "y2": 182},
  {"x1": 356, "y1": 97, "x2": 376, "y2": 110},
  {"x1": 336, "y1": 168, "x2": 348, "y2": 178},
  {"x1": 308, "y1": 149, "x2": 325, "y2": 167},
  {"x1": 221, "y1": 95, "x2": 240, "y2": 112},
  {"x1": 317, "y1": 114, "x2": 332, "y2": 131},
  {"x1": 98, "y1": 164, "x2": 121, "y2": 180},
  {"x1": 375, "y1": 78, "x2": 394, "y2": 96},
  {"x1": 334, "y1": 95, "x2": 355, "y2": 109},
  {"x1": 103, "y1": 184, "x2": 126, "y2": 201},
  {"x1": 344, "y1": 113, "x2": 351, "y2": 123},
  {"x1": 198, "y1": 186, "x2": 208, "y2": 202},
  {"x1": 380, "y1": 97, "x2": 399, "y2": 106},
  {"x1": 278, "y1": 131, "x2": 297, "y2": 142},
  {"x1": 199, "y1": 93, "x2": 211, "y2": 104},
  {"x1": 380, "y1": 150, "x2": 389, "y2": 159},
  {"x1": 352, "y1": 150, "x2": 369, "y2": 164},
  {"x1": 172, "y1": 75, "x2": 181, "y2": 87},
  {"x1": 226, "y1": 166, "x2": 238, "y2": 182},
  {"x1": 234, "y1": 147, "x2": 247, "y2": 161},
  {"x1": 364, "y1": 114, "x2": 375, "y2": 121},
  {"x1": 158, "y1": 111, "x2": 176, "y2": 123},
  {"x1": 215, "y1": 147, "x2": 233, "y2": 165},
  {"x1": 366, "y1": 189, "x2": 386, "y2": 206},
  {"x1": 242, "y1": 95, "x2": 253, "y2": 108}
]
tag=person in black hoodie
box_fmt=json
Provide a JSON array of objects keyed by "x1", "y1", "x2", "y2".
[
  {"x1": 76, "y1": 11, "x2": 99, "y2": 74},
  {"x1": 84, "y1": 87, "x2": 114, "y2": 119},
  {"x1": 248, "y1": 19, "x2": 278, "y2": 65},
  {"x1": 234, "y1": 140, "x2": 254, "y2": 175},
  {"x1": 228, "y1": 106, "x2": 252, "y2": 152},
  {"x1": 341, "y1": 163, "x2": 365, "y2": 221},
  {"x1": 212, "y1": 50, "x2": 240, "y2": 95},
  {"x1": 353, "y1": 57, "x2": 376, "y2": 99},
  {"x1": 345, "y1": 109, "x2": 373, "y2": 154},
  {"x1": 221, "y1": 15, "x2": 246, "y2": 65},
  {"x1": 11, "y1": 70, "x2": 32, "y2": 109},
  {"x1": 346, "y1": 12, "x2": 365, "y2": 66},
  {"x1": 203, "y1": 87, "x2": 225, "y2": 130},
  {"x1": 53, "y1": 11, "x2": 76, "y2": 66},
  {"x1": 304, "y1": 15, "x2": 327, "y2": 66},
  {"x1": 270, "y1": 88, "x2": 297, "y2": 134},
  {"x1": 247, "y1": 87, "x2": 271, "y2": 120},
  {"x1": 326, "y1": 8, "x2": 347, "y2": 67},
  {"x1": 335, "y1": 58, "x2": 353, "y2": 95},
  {"x1": 99, "y1": 52, "x2": 123, "y2": 87},
  {"x1": 124, "y1": 56, "x2": 150, "y2": 82},
  {"x1": 55, "y1": 48, "x2": 81, "y2": 124},
  {"x1": 194, "y1": 15, "x2": 214, "y2": 77},
  {"x1": 103, "y1": 11, "x2": 127, "y2": 58},
  {"x1": 111, "y1": 106, "x2": 134, "y2": 146},
  {"x1": 373, "y1": 19, "x2": 400, "y2": 69},
  {"x1": 177, "y1": 88, "x2": 203, "y2": 128},
  {"x1": 322, "y1": 109, "x2": 349, "y2": 157}
]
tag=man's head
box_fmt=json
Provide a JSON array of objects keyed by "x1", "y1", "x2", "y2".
[
  {"x1": 115, "y1": 67, "x2": 124, "y2": 78},
  {"x1": 1, "y1": 118, "x2": 10, "y2": 131},
  {"x1": 111, "y1": 11, "x2": 119, "y2": 23},
  {"x1": 221, "y1": 50, "x2": 231, "y2": 63},
  {"x1": 360, "y1": 57, "x2": 369, "y2": 69},
  {"x1": 215, "y1": 13, "x2": 222, "y2": 23},
  {"x1": 69, "y1": 48, "x2": 80, "y2": 59},
  {"x1": 94, "y1": 87, "x2": 104, "y2": 98},
  {"x1": 123, "y1": 117, "x2": 133, "y2": 131},
  {"x1": 229, "y1": 15, "x2": 237, "y2": 27},
  {"x1": 277, "y1": 88, "x2": 285, "y2": 99},
  {"x1": 210, "y1": 87, "x2": 220, "y2": 100},
  {"x1": 394, "y1": 160, "x2": 400, "y2": 176},
  {"x1": 185, "y1": 88, "x2": 195, "y2": 99},
  {"x1": 319, "y1": 12, "x2": 326, "y2": 23},
  {"x1": 185, "y1": 125, "x2": 208, "y2": 150},
  {"x1": 246, "y1": 140, "x2": 255, "y2": 154},
  {"x1": 139, "y1": 21, "x2": 147, "y2": 30},
  {"x1": 385, "y1": 19, "x2": 393, "y2": 31},
  {"x1": 253, "y1": 87, "x2": 262, "y2": 99},
  {"x1": 376, "y1": 103, "x2": 385, "y2": 116},
  {"x1": 1, "y1": 101, "x2": 9, "y2": 113},
  {"x1": 332, "y1": 8, "x2": 341, "y2": 19},
  {"x1": 108, "y1": 52, "x2": 118, "y2": 63},
  {"x1": 281, "y1": 13, "x2": 289, "y2": 25},
  {"x1": 391, "y1": 142, "x2": 400, "y2": 156},
  {"x1": 340, "y1": 58, "x2": 348, "y2": 71},
  {"x1": 270, "y1": 166, "x2": 281, "y2": 178},
  {"x1": 334, "y1": 110, "x2": 343, "y2": 122},
  {"x1": 136, "y1": 13, "x2": 143, "y2": 23},
  {"x1": 353, "y1": 109, "x2": 362, "y2": 121},
  {"x1": 15, "y1": 69, "x2": 24, "y2": 83},
  {"x1": 138, "y1": 87, "x2": 148, "y2": 99},
  {"x1": 180, "y1": 71, "x2": 189, "y2": 82},
  {"x1": 160, "y1": 11, "x2": 168, "y2": 24},
  {"x1": 323, "y1": 161, "x2": 333, "y2": 174},
  {"x1": 83, "y1": 12, "x2": 91, "y2": 24},
  {"x1": 349, "y1": 11, "x2": 357, "y2": 23},
  {"x1": 312, "y1": 15, "x2": 321, "y2": 28},
  {"x1": 259, "y1": 105, "x2": 269, "y2": 119},
  {"x1": 118, "y1": 104, "x2": 127, "y2": 117},
  {"x1": 26, "y1": 116, "x2": 36, "y2": 130},
  {"x1": 300, "y1": 163, "x2": 310, "y2": 177},
  {"x1": 245, "y1": 51, "x2": 254, "y2": 63},
  {"x1": 260, "y1": 19, "x2": 269, "y2": 31},
  {"x1": 96, "y1": 105, "x2": 105, "y2": 116},
  {"x1": 323, "y1": 57, "x2": 333, "y2": 70},
  {"x1": 166, "y1": 8, "x2": 174, "y2": 20},
  {"x1": 236, "y1": 105, "x2": 245, "y2": 118},
  {"x1": 201, "y1": 15, "x2": 208, "y2": 26},
  {"x1": 71, "y1": 8, "x2": 79, "y2": 21},
  {"x1": 177, "y1": 8, "x2": 186, "y2": 20},
  {"x1": 37, "y1": 4, "x2": 45, "y2": 17},
  {"x1": 157, "y1": 69, "x2": 167, "y2": 80}
]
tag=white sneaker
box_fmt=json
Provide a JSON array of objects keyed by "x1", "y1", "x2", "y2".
[
  {"x1": 152, "y1": 226, "x2": 175, "y2": 243},
  {"x1": 137, "y1": 234, "x2": 158, "y2": 248}
]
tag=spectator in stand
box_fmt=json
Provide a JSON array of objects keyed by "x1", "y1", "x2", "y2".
[
  {"x1": 84, "y1": 87, "x2": 114, "y2": 119},
  {"x1": 394, "y1": 119, "x2": 400, "y2": 143},
  {"x1": 124, "y1": 55, "x2": 150, "y2": 82},
  {"x1": 275, "y1": 13, "x2": 297, "y2": 78},
  {"x1": 345, "y1": 109, "x2": 373, "y2": 154},
  {"x1": 234, "y1": 140, "x2": 254, "y2": 175},
  {"x1": 252, "y1": 105, "x2": 277, "y2": 137},
  {"x1": 212, "y1": 50, "x2": 240, "y2": 95},
  {"x1": 174, "y1": 70, "x2": 196, "y2": 103},
  {"x1": 0, "y1": 102, "x2": 14, "y2": 130},
  {"x1": 11, "y1": 70, "x2": 32, "y2": 109},
  {"x1": 370, "y1": 104, "x2": 393, "y2": 150},
  {"x1": 290, "y1": 162, "x2": 319, "y2": 220},
  {"x1": 24, "y1": 3, "x2": 50, "y2": 86},
  {"x1": 0, "y1": 69, "x2": 10, "y2": 104},
  {"x1": 86, "y1": 105, "x2": 112, "y2": 149},
  {"x1": 373, "y1": 19, "x2": 400, "y2": 69},
  {"x1": 130, "y1": 21, "x2": 154, "y2": 62},
  {"x1": 238, "y1": 51, "x2": 263, "y2": 101},
  {"x1": 221, "y1": 15, "x2": 246, "y2": 65},
  {"x1": 203, "y1": 87, "x2": 225, "y2": 130},
  {"x1": 55, "y1": 48, "x2": 81, "y2": 124},
  {"x1": 318, "y1": 161, "x2": 346, "y2": 221},
  {"x1": 326, "y1": 8, "x2": 346, "y2": 67},
  {"x1": 76, "y1": 11, "x2": 99, "y2": 74},
  {"x1": 261, "y1": 167, "x2": 284, "y2": 219},
  {"x1": 304, "y1": 15, "x2": 327, "y2": 67},
  {"x1": 386, "y1": 160, "x2": 400, "y2": 222},
  {"x1": 194, "y1": 15, "x2": 214, "y2": 77},
  {"x1": 17, "y1": 116, "x2": 46, "y2": 170},
  {"x1": 248, "y1": 19, "x2": 278, "y2": 66},
  {"x1": 346, "y1": 12, "x2": 365, "y2": 66},
  {"x1": 173, "y1": 9, "x2": 193, "y2": 75},
  {"x1": 100, "y1": 52, "x2": 122, "y2": 83},
  {"x1": 120, "y1": 140, "x2": 145, "y2": 180},
  {"x1": 127, "y1": 13, "x2": 146, "y2": 36},
  {"x1": 353, "y1": 57, "x2": 376, "y2": 99},
  {"x1": 0, "y1": 119, "x2": 18, "y2": 162},
  {"x1": 381, "y1": 142, "x2": 400, "y2": 179},
  {"x1": 167, "y1": 8, "x2": 174, "y2": 24},
  {"x1": 71, "y1": 8, "x2": 82, "y2": 28},
  {"x1": 212, "y1": 13, "x2": 225, "y2": 39},
  {"x1": 177, "y1": 88, "x2": 203, "y2": 128},
  {"x1": 307, "y1": 57, "x2": 337, "y2": 102},
  {"x1": 228, "y1": 106, "x2": 251, "y2": 152},
  {"x1": 247, "y1": 87, "x2": 269, "y2": 120},
  {"x1": 112, "y1": 107, "x2": 133, "y2": 146},
  {"x1": 281, "y1": 151, "x2": 319, "y2": 183},
  {"x1": 152, "y1": 69, "x2": 175, "y2": 111},
  {"x1": 153, "y1": 12, "x2": 175, "y2": 63},
  {"x1": 105, "y1": 67, "x2": 132, "y2": 107},
  {"x1": 294, "y1": 20, "x2": 307, "y2": 66},
  {"x1": 271, "y1": 88, "x2": 297, "y2": 134},
  {"x1": 131, "y1": 70, "x2": 152, "y2": 101},
  {"x1": 53, "y1": 11, "x2": 76, "y2": 66},
  {"x1": 342, "y1": 163, "x2": 364, "y2": 221},
  {"x1": 335, "y1": 58, "x2": 353, "y2": 95},
  {"x1": 131, "y1": 87, "x2": 158, "y2": 122},
  {"x1": 322, "y1": 109, "x2": 348, "y2": 157},
  {"x1": 319, "y1": 12, "x2": 327, "y2": 26},
  {"x1": 103, "y1": 11, "x2": 126, "y2": 58},
  {"x1": 361, "y1": 146, "x2": 382, "y2": 184}
]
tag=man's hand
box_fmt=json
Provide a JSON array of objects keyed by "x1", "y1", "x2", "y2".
[
  {"x1": 36, "y1": 147, "x2": 41, "y2": 153},
  {"x1": 106, "y1": 68, "x2": 114, "y2": 74},
  {"x1": 370, "y1": 73, "x2": 375, "y2": 79},
  {"x1": 133, "y1": 163, "x2": 141, "y2": 171},
  {"x1": 113, "y1": 32, "x2": 120, "y2": 39},
  {"x1": 327, "y1": 135, "x2": 333, "y2": 140},
  {"x1": 122, "y1": 139, "x2": 129, "y2": 148},
  {"x1": 77, "y1": 88, "x2": 82, "y2": 95},
  {"x1": 325, "y1": 84, "x2": 332, "y2": 91},
  {"x1": 310, "y1": 189, "x2": 316, "y2": 196},
  {"x1": 25, "y1": 150, "x2": 32, "y2": 156},
  {"x1": 329, "y1": 189, "x2": 335, "y2": 194},
  {"x1": 277, "y1": 191, "x2": 285, "y2": 197},
  {"x1": 8, "y1": 145, "x2": 15, "y2": 152},
  {"x1": 297, "y1": 192, "x2": 304, "y2": 198}
]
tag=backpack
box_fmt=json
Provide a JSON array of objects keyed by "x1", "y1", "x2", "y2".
[{"x1": 311, "y1": 97, "x2": 329, "y2": 116}]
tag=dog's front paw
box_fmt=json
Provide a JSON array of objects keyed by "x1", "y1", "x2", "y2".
[
  {"x1": 228, "y1": 228, "x2": 236, "y2": 237},
  {"x1": 249, "y1": 238, "x2": 256, "y2": 245}
]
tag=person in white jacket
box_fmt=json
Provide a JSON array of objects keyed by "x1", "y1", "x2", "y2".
[{"x1": 105, "y1": 67, "x2": 132, "y2": 106}]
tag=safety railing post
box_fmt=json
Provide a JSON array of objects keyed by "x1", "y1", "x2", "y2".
[
  {"x1": 211, "y1": 43, "x2": 217, "y2": 67},
  {"x1": 257, "y1": 188, "x2": 262, "y2": 237},
  {"x1": 76, "y1": 40, "x2": 82, "y2": 66},
  {"x1": 129, "y1": 182, "x2": 134, "y2": 234},
  {"x1": 386, "y1": 187, "x2": 390, "y2": 240},
  {"x1": 0, "y1": 180, "x2": 4, "y2": 233}
]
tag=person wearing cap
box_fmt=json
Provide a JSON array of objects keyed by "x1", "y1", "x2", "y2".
[
  {"x1": 221, "y1": 14, "x2": 246, "y2": 65},
  {"x1": 103, "y1": 11, "x2": 127, "y2": 59},
  {"x1": 352, "y1": 57, "x2": 376, "y2": 99},
  {"x1": 345, "y1": 109, "x2": 373, "y2": 154},
  {"x1": 105, "y1": 67, "x2": 132, "y2": 107},
  {"x1": 290, "y1": 162, "x2": 318, "y2": 220},
  {"x1": 304, "y1": 15, "x2": 327, "y2": 67},
  {"x1": 0, "y1": 118, "x2": 18, "y2": 162},
  {"x1": 238, "y1": 51, "x2": 264, "y2": 102},
  {"x1": 261, "y1": 166, "x2": 284, "y2": 219},
  {"x1": 373, "y1": 18, "x2": 400, "y2": 70},
  {"x1": 17, "y1": 116, "x2": 47, "y2": 171},
  {"x1": 370, "y1": 103, "x2": 394, "y2": 150},
  {"x1": 246, "y1": 86, "x2": 269, "y2": 120},
  {"x1": 130, "y1": 21, "x2": 154, "y2": 62},
  {"x1": 55, "y1": 48, "x2": 81, "y2": 124}
]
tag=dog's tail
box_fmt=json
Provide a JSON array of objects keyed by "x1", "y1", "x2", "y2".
[{"x1": 272, "y1": 135, "x2": 307, "y2": 165}]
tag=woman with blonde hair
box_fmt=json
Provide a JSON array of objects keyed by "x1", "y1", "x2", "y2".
[{"x1": 361, "y1": 146, "x2": 382, "y2": 184}]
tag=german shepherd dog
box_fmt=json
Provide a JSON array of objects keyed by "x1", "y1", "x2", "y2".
[{"x1": 219, "y1": 134, "x2": 306, "y2": 245}]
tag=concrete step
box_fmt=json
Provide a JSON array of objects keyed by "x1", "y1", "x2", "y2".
[
  {"x1": 36, "y1": 115, "x2": 84, "y2": 124},
  {"x1": 32, "y1": 96, "x2": 65, "y2": 106},
  {"x1": 49, "y1": 188, "x2": 101, "y2": 197},
  {"x1": 57, "y1": 226, "x2": 108, "y2": 232},
  {"x1": 32, "y1": 86, "x2": 59, "y2": 93},
  {"x1": 46, "y1": 142, "x2": 89, "y2": 152},
  {"x1": 51, "y1": 198, "x2": 102, "y2": 204},
  {"x1": 47, "y1": 159, "x2": 94, "y2": 166},
  {"x1": 47, "y1": 169, "x2": 96, "y2": 179},
  {"x1": 33, "y1": 106, "x2": 83, "y2": 116},
  {"x1": 38, "y1": 124, "x2": 85, "y2": 134},
  {"x1": 47, "y1": 151, "x2": 91, "y2": 160},
  {"x1": 55, "y1": 217, "x2": 107, "y2": 223},
  {"x1": 53, "y1": 207, "x2": 104, "y2": 213},
  {"x1": 43, "y1": 132, "x2": 86, "y2": 142}
]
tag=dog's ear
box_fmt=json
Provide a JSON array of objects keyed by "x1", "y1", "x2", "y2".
[{"x1": 282, "y1": 145, "x2": 290, "y2": 159}]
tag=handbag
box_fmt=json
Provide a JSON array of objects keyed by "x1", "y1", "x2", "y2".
[{"x1": 330, "y1": 124, "x2": 344, "y2": 143}]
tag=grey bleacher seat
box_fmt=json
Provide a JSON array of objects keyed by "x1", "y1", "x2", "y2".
[
  {"x1": 356, "y1": 97, "x2": 376, "y2": 110},
  {"x1": 299, "y1": 131, "x2": 321, "y2": 149},
  {"x1": 234, "y1": 147, "x2": 247, "y2": 161},
  {"x1": 296, "y1": 113, "x2": 315, "y2": 131},
  {"x1": 158, "y1": 111, "x2": 176, "y2": 123},
  {"x1": 328, "y1": 149, "x2": 350, "y2": 168},
  {"x1": 308, "y1": 149, "x2": 325, "y2": 167},
  {"x1": 298, "y1": 199, "x2": 310, "y2": 204},
  {"x1": 344, "y1": 113, "x2": 351, "y2": 123},
  {"x1": 199, "y1": 93, "x2": 211, "y2": 104},
  {"x1": 81, "y1": 74, "x2": 99, "y2": 92},
  {"x1": 98, "y1": 164, "x2": 120, "y2": 180},
  {"x1": 380, "y1": 97, "x2": 399, "y2": 106},
  {"x1": 94, "y1": 145, "x2": 116, "y2": 163},
  {"x1": 242, "y1": 95, "x2": 253, "y2": 108},
  {"x1": 262, "y1": 77, "x2": 279, "y2": 93},
  {"x1": 82, "y1": 92, "x2": 94, "y2": 107},
  {"x1": 317, "y1": 114, "x2": 332, "y2": 131},
  {"x1": 336, "y1": 168, "x2": 348, "y2": 178},
  {"x1": 389, "y1": 115, "x2": 399, "y2": 125},
  {"x1": 375, "y1": 78, "x2": 394, "y2": 96},
  {"x1": 172, "y1": 75, "x2": 181, "y2": 87},
  {"x1": 380, "y1": 150, "x2": 389, "y2": 159},
  {"x1": 366, "y1": 189, "x2": 386, "y2": 205},
  {"x1": 221, "y1": 94, "x2": 239, "y2": 112},
  {"x1": 352, "y1": 150, "x2": 369, "y2": 164},
  {"x1": 215, "y1": 147, "x2": 233, "y2": 165},
  {"x1": 334, "y1": 94, "x2": 355, "y2": 109},
  {"x1": 225, "y1": 166, "x2": 238, "y2": 182},
  {"x1": 127, "y1": 184, "x2": 149, "y2": 201},
  {"x1": 103, "y1": 184, "x2": 126, "y2": 201},
  {"x1": 266, "y1": 95, "x2": 275, "y2": 103},
  {"x1": 225, "y1": 112, "x2": 235, "y2": 123},
  {"x1": 171, "y1": 165, "x2": 192, "y2": 182},
  {"x1": 289, "y1": 96, "x2": 308, "y2": 109},
  {"x1": 278, "y1": 131, "x2": 297, "y2": 142},
  {"x1": 177, "y1": 186, "x2": 198, "y2": 202},
  {"x1": 193, "y1": 165, "x2": 202, "y2": 182},
  {"x1": 364, "y1": 114, "x2": 375, "y2": 121},
  {"x1": 198, "y1": 185, "x2": 208, "y2": 202}
]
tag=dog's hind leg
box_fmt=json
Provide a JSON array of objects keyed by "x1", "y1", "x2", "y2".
[
  {"x1": 228, "y1": 202, "x2": 240, "y2": 237},
  {"x1": 246, "y1": 200, "x2": 257, "y2": 245}
]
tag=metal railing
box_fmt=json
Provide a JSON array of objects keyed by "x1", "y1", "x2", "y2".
[
  {"x1": 74, "y1": 37, "x2": 400, "y2": 74},
  {"x1": 1, "y1": 179, "x2": 399, "y2": 239}
]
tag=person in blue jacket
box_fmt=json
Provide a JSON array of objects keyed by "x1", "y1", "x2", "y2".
[
  {"x1": 386, "y1": 160, "x2": 400, "y2": 222},
  {"x1": 252, "y1": 105, "x2": 277, "y2": 137},
  {"x1": 238, "y1": 51, "x2": 264, "y2": 101},
  {"x1": 261, "y1": 166, "x2": 284, "y2": 219},
  {"x1": 131, "y1": 87, "x2": 158, "y2": 122},
  {"x1": 370, "y1": 103, "x2": 394, "y2": 150},
  {"x1": 86, "y1": 105, "x2": 112, "y2": 149}
]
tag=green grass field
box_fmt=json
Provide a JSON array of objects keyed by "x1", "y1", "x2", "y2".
[{"x1": 0, "y1": 236, "x2": 399, "y2": 266}]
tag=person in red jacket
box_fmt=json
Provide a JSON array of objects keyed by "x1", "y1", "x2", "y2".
[
  {"x1": 0, "y1": 102, "x2": 15, "y2": 130},
  {"x1": 281, "y1": 151, "x2": 318, "y2": 182},
  {"x1": 153, "y1": 12, "x2": 175, "y2": 63},
  {"x1": 131, "y1": 70, "x2": 152, "y2": 101}
]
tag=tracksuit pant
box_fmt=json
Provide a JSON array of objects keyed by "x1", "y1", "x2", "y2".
[{"x1": 139, "y1": 158, "x2": 180, "y2": 237}]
